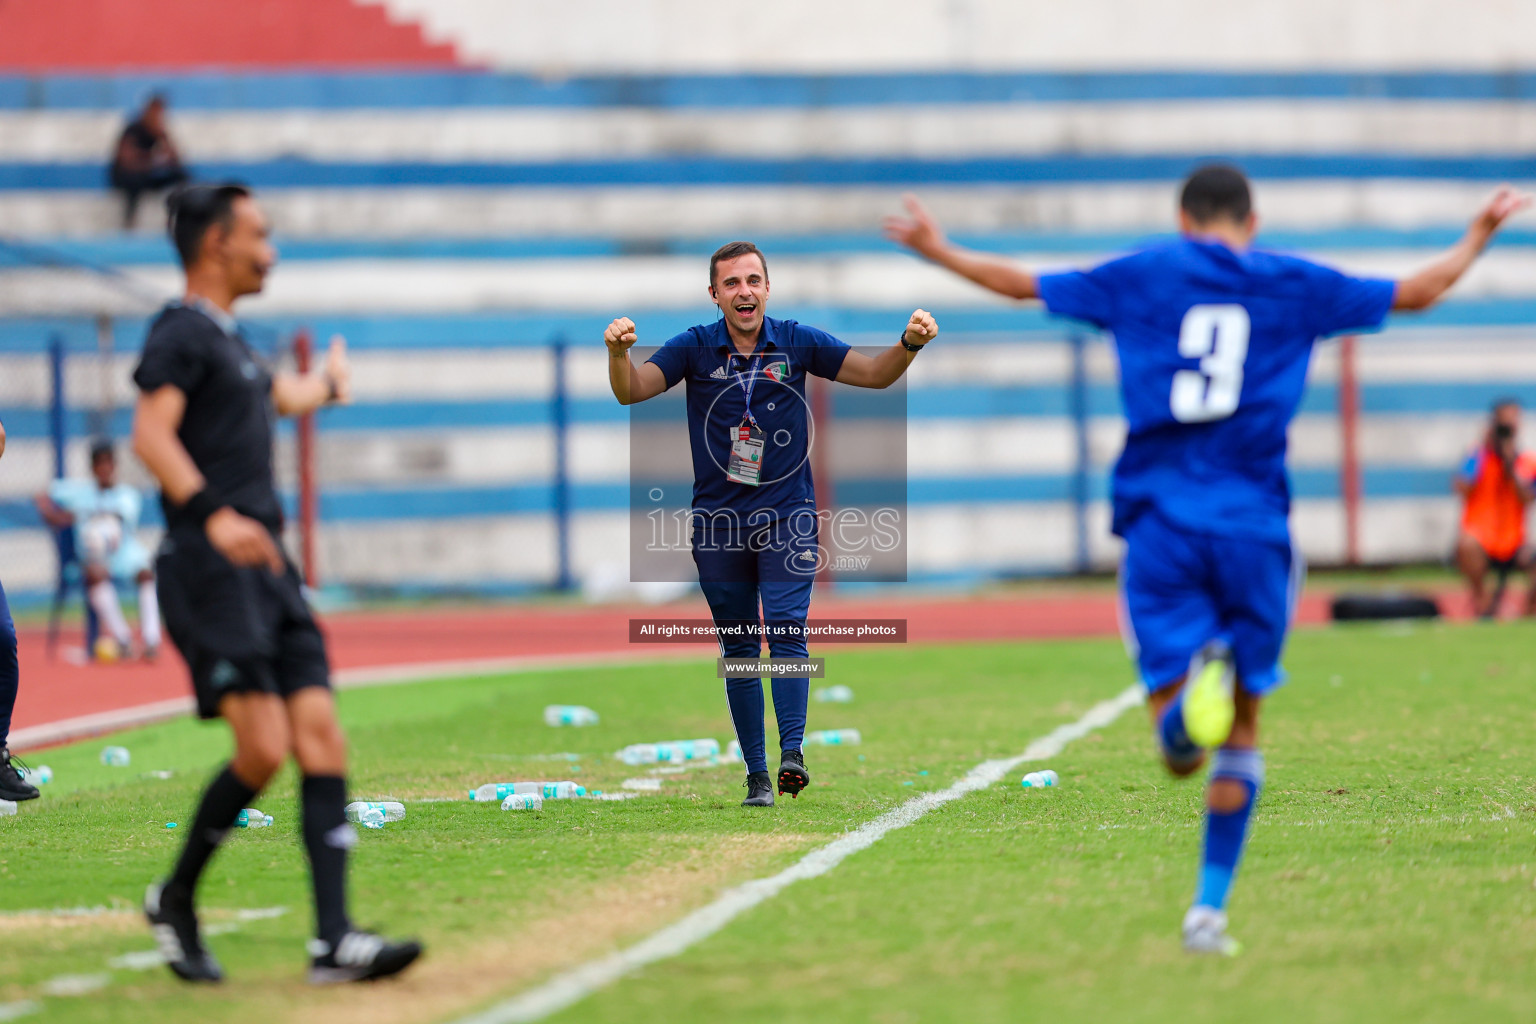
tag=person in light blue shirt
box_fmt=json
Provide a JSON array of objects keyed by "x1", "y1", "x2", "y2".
[
  {"x1": 35, "y1": 438, "x2": 161, "y2": 660},
  {"x1": 887, "y1": 164, "x2": 1530, "y2": 955}
]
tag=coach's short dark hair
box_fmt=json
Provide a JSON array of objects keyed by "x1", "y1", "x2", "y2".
[
  {"x1": 1180, "y1": 164, "x2": 1252, "y2": 225},
  {"x1": 166, "y1": 182, "x2": 251, "y2": 268},
  {"x1": 709, "y1": 241, "x2": 768, "y2": 287}
]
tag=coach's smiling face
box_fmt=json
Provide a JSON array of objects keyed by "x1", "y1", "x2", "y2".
[{"x1": 710, "y1": 253, "x2": 770, "y2": 341}]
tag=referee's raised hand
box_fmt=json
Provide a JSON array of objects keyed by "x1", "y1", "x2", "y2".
[
  {"x1": 904, "y1": 309, "x2": 939, "y2": 347},
  {"x1": 604, "y1": 317, "x2": 638, "y2": 355},
  {"x1": 206, "y1": 506, "x2": 286, "y2": 574}
]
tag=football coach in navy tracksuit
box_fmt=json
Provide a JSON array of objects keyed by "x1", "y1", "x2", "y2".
[{"x1": 605, "y1": 241, "x2": 937, "y2": 807}]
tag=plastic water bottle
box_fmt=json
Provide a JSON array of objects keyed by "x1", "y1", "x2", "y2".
[
  {"x1": 814, "y1": 685, "x2": 855, "y2": 703},
  {"x1": 100, "y1": 746, "x2": 131, "y2": 767},
  {"x1": 17, "y1": 764, "x2": 52, "y2": 785},
  {"x1": 544, "y1": 705, "x2": 600, "y2": 727},
  {"x1": 617, "y1": 739, "x2": 719, "y2": 765},
  {"x1": 540, "y1": 781, "x2": 586, "y2": 800},
  {"x1": 344, "y1": 801, "x2": 406, "y2": 825},
  {"x1": 1041, "y1": 769, "x2": 1059, "y2": 786},
  {"x1": 1021, "y1": 770, "x2": 1056, "y2": 788},
  {"x1": 236, "y1": 808, "x2": 274, "y2": 828},
  {"x1": 804, "y1": 729, "x2": 862, "y2": 747},
  {"x1": 723, "y1": 739, "x2": 743, "y2": 763},
  {"x1": 0, "y1": 799, "x2": 15, "y2": 816},
  {"x1": 501, "y1": 793, "x2": 543, "y2": 811}
]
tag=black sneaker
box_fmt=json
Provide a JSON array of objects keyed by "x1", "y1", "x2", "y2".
[
  {"x1": 0, "y1": 748, "x2": 40, "y2": 802},
  {"x1": 308, "y1": 931, "x2": 423, "y2": 985},
  {"x1": 144, "y1": 882, "x2": 223, "y2": 983},
  {"x1": 777, "y1": 748, "x2": 811, "y2": 798},
  {"x1": 741, "y1": 771, "x2": 775, "y2": 807}
]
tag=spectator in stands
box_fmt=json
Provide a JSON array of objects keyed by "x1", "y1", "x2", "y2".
[
  {"x1": 1454, "y1": 399, "x2": 1536, "y2": 618},
  {"x1": 34, "y1": 438, "x2": 161, "y2": 660},
  {"x1": 109, "y1": 94, "x2": 189, "y2": 230}
]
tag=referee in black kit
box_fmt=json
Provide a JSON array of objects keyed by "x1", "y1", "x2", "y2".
[{"x1": 132, "y1": 184, "x2": 420, "y2": 984}]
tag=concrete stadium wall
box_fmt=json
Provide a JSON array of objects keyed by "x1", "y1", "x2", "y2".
[{"x1": 367, "y1": 0, "x2": 1536, "y2": 72}]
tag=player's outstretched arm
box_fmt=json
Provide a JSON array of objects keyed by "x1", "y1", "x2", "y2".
[
  {"x1": 836, "y1": 309, "x2": 939, "y2": 389},
  {"x1": 1394, "y1": 186, "x2": 1532, "y2": 311},
  {"x1": 132, "y1": 387, "x2": 284, "y2": 573},
  {"x1": 274, "y1": 334, "x2": 350, "y2": 415},
  {"x1": 605, "y1": 317, "x2": 668, "y2": 405},
  {"x1": 883, "y1": 194, "x2": 1039, "y2": 301},
  {"x1": 0, "y1": 416, "x2": 5, "y2": 461}
]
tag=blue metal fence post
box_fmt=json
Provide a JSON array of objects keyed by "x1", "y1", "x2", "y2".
[
  {"x1": 551, "y1": 335, "x2": 574, "y2": 591},
  {"x1": 49, "y1": 333, "x2": 67, "y2": 479},
  {"x1": 1069, "y1": 332, "x2": 1091, "y2": 574}
]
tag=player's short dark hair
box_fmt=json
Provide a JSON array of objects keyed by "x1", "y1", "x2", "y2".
[
  {"x1": 709, "y1": 241, "x2": 768, "y2": 287},
  {"x1": 166, "y1": 182, "x2": 251, "y2": 269},
  {"x1": 89, "y1": 438, "x2": 115, "y2": 464},
  {"x1": 1492, "y1": 397, "x2": 1522, "y2": 414},
  {"x1": 1180, "y1": 164, "x2": 1253, "y2": 225}
]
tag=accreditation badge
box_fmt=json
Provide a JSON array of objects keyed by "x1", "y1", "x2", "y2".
[{"x1": 726, "y1": 418, "x2": 766, "y2": 486}]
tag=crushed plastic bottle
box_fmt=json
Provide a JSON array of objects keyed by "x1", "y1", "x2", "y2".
[
  {"x1": 804, "y1": 729, "x2": 862, "y2": 747},
  {"x1": 17, "y1": 764, "x2": 52, "y2": 785},
  {"x1": 616, "y1": 738, "x2": 721, "y2": 766},
  {"x1": 814, "y1": 685, "x2": 855, "y2": 703},
  {"x1": 344, "y1": 801, "x2": 406, "y2": 829},
  {"x1": 1021, "y1": 770, "x2": 1057, "y2": 788},
  {"x1": 544, "y1": 705, "x2": 600, "y2": 727},
  {"x1": 100, "y1": 746, "x2": 131, "y2": 767},
  {"x1": 501, "y1": 793, "x2": 543, "y2": 811},
  {"x1": 236, "y1": 808, "x2": 274, "y2": 828},
  {"x1": 469, "y1": 781, "x2": 585, "y2": 802}
]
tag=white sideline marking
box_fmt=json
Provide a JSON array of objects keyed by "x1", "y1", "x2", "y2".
[
  {"x1": 453, "y1": 685, "x2": 1144, "y2": 1024},
  {"x1": 9, "y1": 649, "x2": 705, "y2": 751},
  {"x1": 0, "y1": 1001, "x2": 39, "y2": 1021},
  {"x1": 40, "y1": 974, "x2": 109, "y2": 996}
]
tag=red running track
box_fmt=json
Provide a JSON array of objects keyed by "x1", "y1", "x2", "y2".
[{"x1": 11, "y1": 588, "x2": 1349, "y2": 741}]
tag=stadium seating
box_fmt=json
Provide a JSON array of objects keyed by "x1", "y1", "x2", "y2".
[{"x1": 3, "y1": 2, "x2": 1535, "y2": 597}]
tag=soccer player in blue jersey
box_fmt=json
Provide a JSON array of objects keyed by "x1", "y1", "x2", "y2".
[
  {"x1": 605, "y1": 241, "x2": 937, "y2": 807},
  {"x1": 886, "y1": 165, "x2": 1530, "y2": 953}
]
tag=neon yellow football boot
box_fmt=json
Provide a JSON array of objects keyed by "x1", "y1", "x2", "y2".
[{"x1": 1181, "y1": 640, "x2": 1236, "y2": 749}]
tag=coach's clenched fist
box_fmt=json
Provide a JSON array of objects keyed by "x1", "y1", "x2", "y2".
[
  {"x1": 904, "y1": 309, "x2": 938, "y2": 348},
  {"x1": 604, "y1": 317, "x2": 638, "y2": 355}
]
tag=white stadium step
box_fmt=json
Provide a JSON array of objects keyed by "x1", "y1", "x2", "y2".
[
  {"x1": 8, "y1": 101, "x2": 1536, "y2": 163},
  {"x1": 1, "y1": 181, "x2": 1521, "y2": 243}
]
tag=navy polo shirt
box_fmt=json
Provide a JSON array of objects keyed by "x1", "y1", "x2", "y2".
[{"x1": 647, "y1": 315, "x2": 851, "y2": 515}]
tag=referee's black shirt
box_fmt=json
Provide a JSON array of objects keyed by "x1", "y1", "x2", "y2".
[{"x1": 132, "y1": 302, "x2": 283, "y2": 534}]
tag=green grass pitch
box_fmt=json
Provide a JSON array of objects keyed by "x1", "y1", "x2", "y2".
[{"x1": 4, "y1": 620, "x2": 1535, "y2": 1024}]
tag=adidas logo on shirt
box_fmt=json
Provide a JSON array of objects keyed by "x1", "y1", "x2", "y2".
[{"x1": 710, "y1": 365, "x2": 729, "y2": 379}]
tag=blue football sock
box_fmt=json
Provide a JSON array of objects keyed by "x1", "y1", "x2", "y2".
[
  {"x1": 724, "y1": 676, "x2": 768, "y2": 775},
  {"x1": 1158, "y1": 698, "x2": 1200, "y2": 767},
  {"x1": 1195, "y1": 748, "x2": 1264, "y2": 911},
  {"x1": 0, "y1": 581, "x2": 17, "y2": 750}
]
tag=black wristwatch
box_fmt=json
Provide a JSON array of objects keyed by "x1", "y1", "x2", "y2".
[{"x1": 901, "y1": 332, "x2": 925, "y2": 353}]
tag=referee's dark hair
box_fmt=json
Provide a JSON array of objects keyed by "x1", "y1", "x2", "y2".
[
  {"x1": 1180, "y1": 164, "x2": 1253, "y2": 226},
  {"x1": 166, "y1": 183, "x2": 251, "y2": 269},
  {"x1": 709, "y1": 240, "x2": 768, "y2": 287}
]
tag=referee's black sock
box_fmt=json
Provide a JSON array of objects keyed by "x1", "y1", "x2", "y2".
[
  {"x1": 168, "y1": 764, "x2": 257, "y2": 896},
  {"x1": 301, "y1": 774, "x2": 353, "y2": 945}
]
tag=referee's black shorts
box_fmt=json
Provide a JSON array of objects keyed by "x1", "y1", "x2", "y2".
[{"x1": 156, "y1": 527, "x2": 331, "y2": 719}]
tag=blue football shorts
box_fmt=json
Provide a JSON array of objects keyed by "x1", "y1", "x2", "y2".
[{"x1": 1118, "y1": 509, "x2": 1302, "y2": 696}]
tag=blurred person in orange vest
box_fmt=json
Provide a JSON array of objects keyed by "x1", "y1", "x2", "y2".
[{"x1": 1454, "y1": 398, "x2": 1536, "y2": 618}]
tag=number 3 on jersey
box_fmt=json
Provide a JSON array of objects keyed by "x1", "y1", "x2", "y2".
[{"x1": 1170, "y1": 304, "x2": 1250, "y2": 423}]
